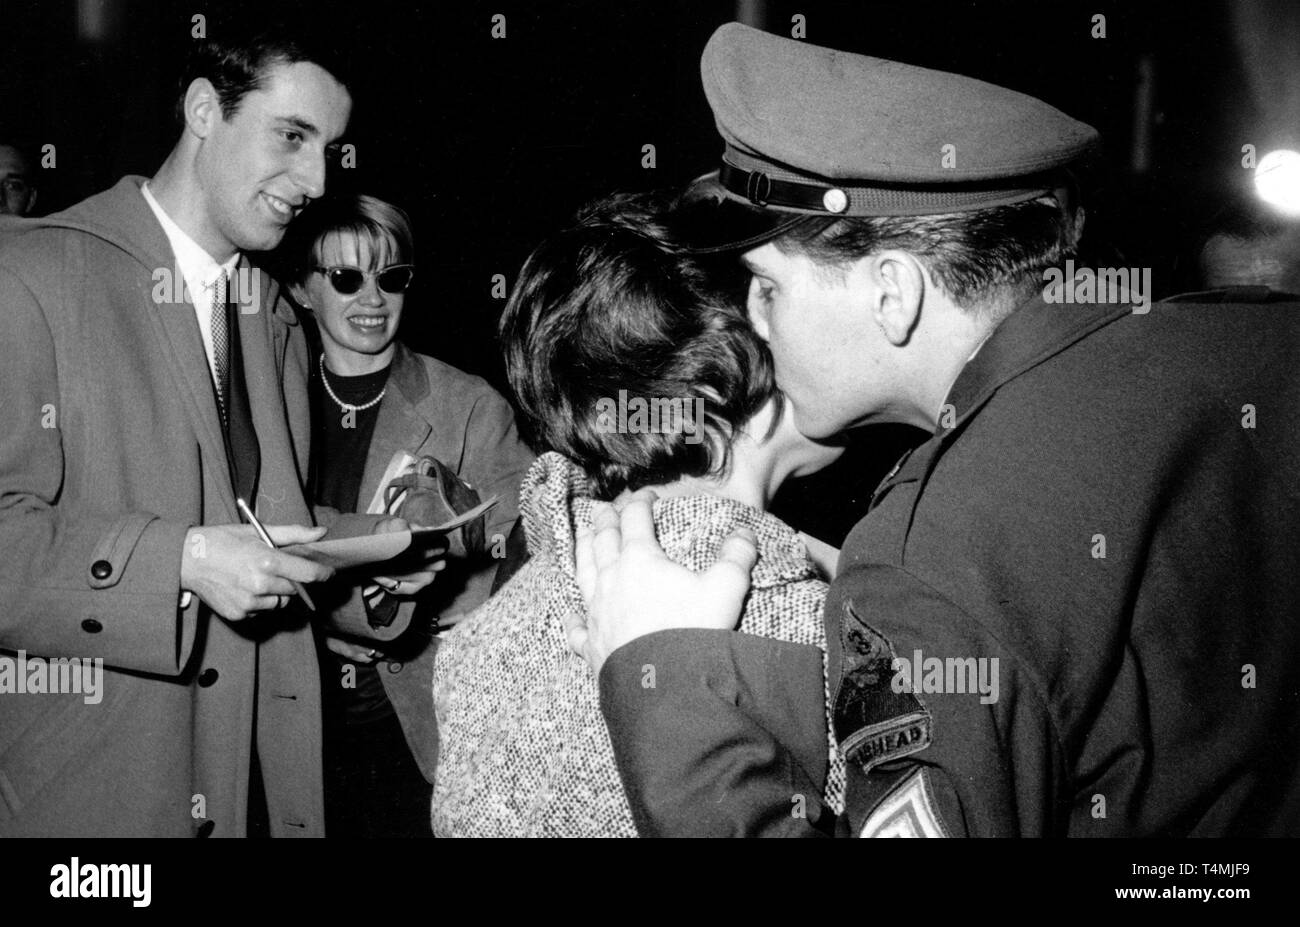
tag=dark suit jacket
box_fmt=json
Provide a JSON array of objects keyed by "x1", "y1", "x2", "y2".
[
  {"x1": 315, "y1": 342, "x2": 533, "y2": 782},
  {"x1": 599, "y1": 289, "x2": 1300, "y2": 837}
]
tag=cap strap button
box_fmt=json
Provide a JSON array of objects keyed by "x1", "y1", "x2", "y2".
[{"x1": 823, "y1": 188, "x2": 849, "y2": 213}]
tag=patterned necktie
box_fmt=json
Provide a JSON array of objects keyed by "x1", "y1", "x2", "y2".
[{"x1": 210, "y1": 273, "x2": 229, "y2": 426}]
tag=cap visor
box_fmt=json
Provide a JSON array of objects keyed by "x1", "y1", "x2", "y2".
[{"x1": 670, "y1": 172, "x2": 812, "y2": 254}]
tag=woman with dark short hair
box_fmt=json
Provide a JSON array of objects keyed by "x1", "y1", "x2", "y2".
[
  {"x1": 430, "y1": 193, "x2": 847, "y2": 837},
  {"x1": 282, "y1": 193, "x2": 534, "y2": 837}
]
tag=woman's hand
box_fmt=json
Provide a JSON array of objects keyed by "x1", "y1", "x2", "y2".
[
  {"x1": 325, "y1": 635, "x2": 382, "y2": 664},
  {"x1": 370, "y1": 515, "x2": 448, "y2": 596}
]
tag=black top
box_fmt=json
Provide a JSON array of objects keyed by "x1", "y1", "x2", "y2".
[
  {"x1": 312, "y1": 360, "x2": 393, "y2": 725},
  {"x1": 313, "y1": 363, "x2": 389, "y2": 513}
]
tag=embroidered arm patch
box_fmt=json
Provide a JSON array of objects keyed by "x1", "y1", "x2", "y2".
[{"x1": 833, "y1": 600, "x2": 933, "y2": 773}]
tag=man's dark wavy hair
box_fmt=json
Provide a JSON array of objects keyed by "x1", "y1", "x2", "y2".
[
  {"x1": 175, "y1": 17, "x2": 352, "y2": 126},
  {"x1": 501, "y1": 191, "x2": 779, "y2": 499}
]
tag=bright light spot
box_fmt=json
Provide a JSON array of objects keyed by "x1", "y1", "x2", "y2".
[{"x1": 1254, "y1": 149, "x2": 1300, "y2": 216}]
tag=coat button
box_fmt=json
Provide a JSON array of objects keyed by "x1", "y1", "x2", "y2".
[
  {"x1": 198, "y1": 668, "x2": 219, "y2": 687},
  {"x1": 90, "y1": 560, "x2": 112, "y2": 580},
  {"x1": 386, "y1": 661, "x2": 403, "y2": 673},
  {"x1": 196, "y1": 820, "x2": 215, "y2": 838},
  {"x1": 81, "y1": 618, "x2": 103, "y2": 633}
]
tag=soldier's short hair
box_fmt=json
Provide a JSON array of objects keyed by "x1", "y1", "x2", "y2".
[{"x1": 776, "y1": 195, "x2": 1083, "y2": 317}]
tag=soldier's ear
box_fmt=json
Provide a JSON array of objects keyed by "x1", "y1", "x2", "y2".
[
  {"x1": 1072, "y1": 206, "x2": 1087, "y2": 246},
  {"x1": 866, "y1": 250, "x2": 924, "y2": 347},
  {"x1": 744, "y1": 275, "x2": 772, "y2": 341}
]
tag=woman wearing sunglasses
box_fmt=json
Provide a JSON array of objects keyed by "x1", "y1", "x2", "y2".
[{"x1": 283, "y1": 193, "x2": 534, "y2": 838}]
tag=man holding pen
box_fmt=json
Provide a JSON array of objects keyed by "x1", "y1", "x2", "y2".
[{"x1": 0, "y1": 22, "x2": 433, "y2": 837}]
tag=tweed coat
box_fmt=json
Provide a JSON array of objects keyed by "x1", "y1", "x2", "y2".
[{"x1": 431, "y1": 452, "x2": 845, "y2": 837}]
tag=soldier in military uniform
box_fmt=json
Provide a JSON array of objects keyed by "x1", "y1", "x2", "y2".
[{"x1": 566, "y1": 23, "x2": 1300, "y2": 837}]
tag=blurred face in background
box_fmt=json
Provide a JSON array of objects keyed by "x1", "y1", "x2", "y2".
[
  {"x1": 292, "y1": 228, "x2": 412, "y2": 375},
  {"x1": 0, "y1": 145, "x2": 37, "y2": 216}
]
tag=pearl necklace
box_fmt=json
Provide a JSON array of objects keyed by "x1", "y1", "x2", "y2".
[{"x1": 319, "y1": 355, "x2": 387, "y2": 412}]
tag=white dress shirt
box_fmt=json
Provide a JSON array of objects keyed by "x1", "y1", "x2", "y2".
[{"x1": 140, "y1": 181, "x2": 240, "y2": 391}]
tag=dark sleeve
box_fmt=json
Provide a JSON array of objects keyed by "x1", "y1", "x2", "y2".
[
  {"x1": 461, "y1": 388, "x2": 532, "y2": 541},
  {"x1": 828, "y1": 563, "x2": 1070, "y2": 837},
  {"x1": 598, "y1": 628, "x2": 834, "y2": 837},
  {"x1": 437, "y1": 387, "x2": 534, "y2": 620}
]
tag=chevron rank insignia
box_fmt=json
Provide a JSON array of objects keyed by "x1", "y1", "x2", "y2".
[{"x1": 859, "y1": 769, "x2": 950, "y2": 838}]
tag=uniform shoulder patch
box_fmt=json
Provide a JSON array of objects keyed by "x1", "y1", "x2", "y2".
[
  {"x1": 833, "y1": 599, "x2": 932, "y2": 773},
  {"x1": 859, "y1": 769, "x2": 950, "y2": 838}
]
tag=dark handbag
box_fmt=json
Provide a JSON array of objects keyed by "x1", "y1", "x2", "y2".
[{"x1": 382, "y1": 455, "x2": 486, "y2": 559}]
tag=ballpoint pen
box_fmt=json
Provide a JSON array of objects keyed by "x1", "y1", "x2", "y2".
[{"x1": 235, "y1": 497, "x2": 317, "y2": 612}]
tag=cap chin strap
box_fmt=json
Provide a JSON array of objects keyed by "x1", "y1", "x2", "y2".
[
  {"x1": 721, "y1": 148, "x2": 1064, "y2": 218},
  {"x1": 720, "y1": 161, "x2": 849, "y2": 214}
]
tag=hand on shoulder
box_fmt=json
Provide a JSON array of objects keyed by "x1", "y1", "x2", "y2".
[{"x1": 566, "y1": 489, "x2": 758, "y2": 672}]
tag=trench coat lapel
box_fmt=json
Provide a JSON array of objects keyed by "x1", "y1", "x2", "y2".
[
  {"x1": 115, "y1": 182, "x2": 240, "y2": 521},
  {"x1": 236, "y1": 259, "x2": 306, "y2": 523}
]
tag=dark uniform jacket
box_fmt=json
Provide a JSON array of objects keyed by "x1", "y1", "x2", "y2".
[{"x1": 598, "y1": 288, "x2": 1300, "y2": 837}]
